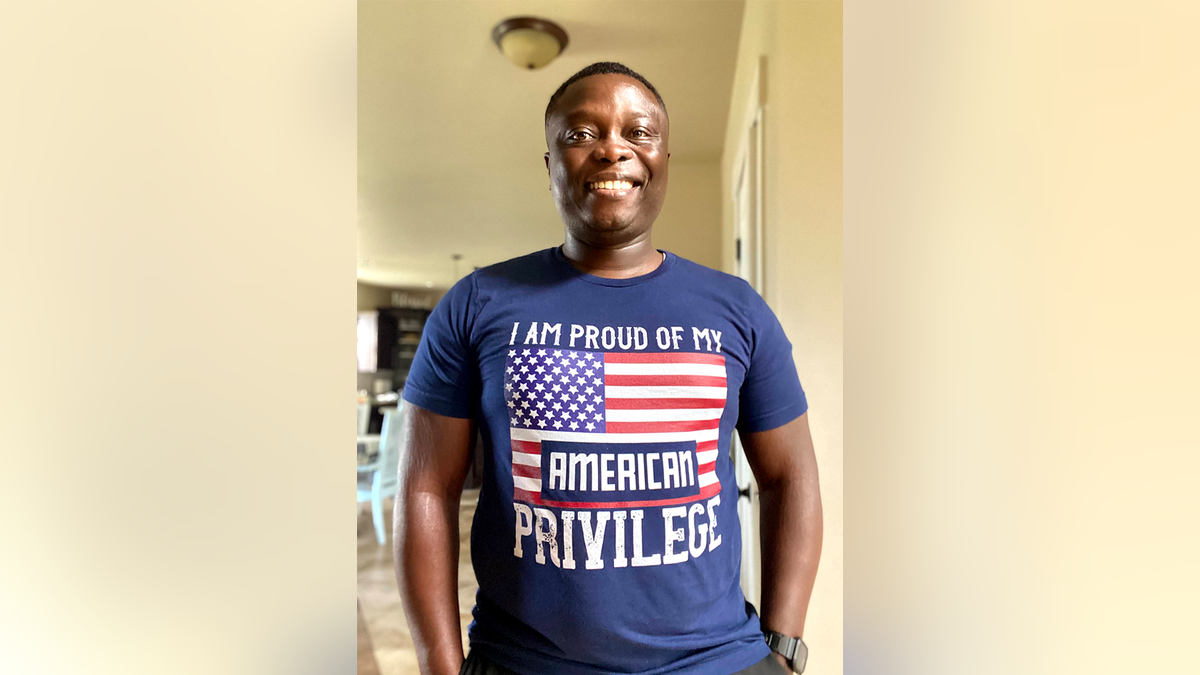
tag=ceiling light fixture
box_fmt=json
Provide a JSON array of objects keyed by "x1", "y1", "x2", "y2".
[{"x1": 492, "y1": 16, "x2": 569, "y2": 70}]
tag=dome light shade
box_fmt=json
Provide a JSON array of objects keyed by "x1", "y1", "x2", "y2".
[{"x1": 492, "y1": 17, "x2": 569, "y2": 70}]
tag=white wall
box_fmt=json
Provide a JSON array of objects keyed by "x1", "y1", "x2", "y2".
[
  {"x1": 654, "y1": 159, "x2": 724, "y2": 270},
  {"x1": 722, "y1": 2, "x2": 843, "y2": 672}
]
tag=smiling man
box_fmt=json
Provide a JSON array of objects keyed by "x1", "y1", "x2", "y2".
[{"x1": 396, "y1": 62, "x2": 822, "y2": 675}]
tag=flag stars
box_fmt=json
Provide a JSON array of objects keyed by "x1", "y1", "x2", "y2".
[{"x1": 506, "y1": 348, "x2": 615, "y2": 434}]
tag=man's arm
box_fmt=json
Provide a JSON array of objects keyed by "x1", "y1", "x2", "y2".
[
  {"x1": 393, "y1": 403, "x2": 475, "y2": 675},
  {"x1": 740, "y1": 412, "x2": 823, "y2": 665}
]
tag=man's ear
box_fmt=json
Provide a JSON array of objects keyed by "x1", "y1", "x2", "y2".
[{"x1": 544, "y1": 153, "x2": 550, "y2": 172}]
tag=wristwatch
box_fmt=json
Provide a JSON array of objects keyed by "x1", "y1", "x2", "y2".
[{"x1": 763, "y1": 630, "x2": 808, "y2": 674}]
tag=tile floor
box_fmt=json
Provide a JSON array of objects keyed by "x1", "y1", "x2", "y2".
[{"x1": 358, "y1": 489, "x2": 479, "y2": 675}]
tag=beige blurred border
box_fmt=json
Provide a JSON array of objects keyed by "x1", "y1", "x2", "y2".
[
  {"x1": 3, "y1": 1, "x2": 1199, "y2": 674},
  {"x1": 846, "y1": 1, "x2": 1200, "y2": 674},
  {"x1": 0, "y1": 1, "x2": 355, "y2": 673}
]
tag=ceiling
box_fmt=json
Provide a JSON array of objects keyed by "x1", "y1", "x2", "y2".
[{"x1": 358, "y1": 0, "x2": 745, "y2": 289}]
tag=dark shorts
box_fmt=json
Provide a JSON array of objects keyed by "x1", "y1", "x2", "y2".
[{"x1": 459, "y1": 649, "x2": 789, "y2": 675}]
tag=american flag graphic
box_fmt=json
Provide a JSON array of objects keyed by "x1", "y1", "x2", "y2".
[{"x1": 505, "y1": 348, "x2": 725, "y2": 509}]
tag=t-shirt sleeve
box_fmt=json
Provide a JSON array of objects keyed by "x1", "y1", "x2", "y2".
[
  {"x1": 736, "y1": 290, "x2": 808, "y2": 433},
  {"x1": 401, "y1": 275, "x2": 480, "y2": 419}
]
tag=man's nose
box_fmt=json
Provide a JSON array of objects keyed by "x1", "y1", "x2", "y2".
[{"x1": 592, "y1": 134, "x2": 632, "y2": 163}]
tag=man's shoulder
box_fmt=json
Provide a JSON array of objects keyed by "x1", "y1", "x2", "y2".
[
  {"x1": 668, "y1": 253, "x2": 759, "y2": 297},
  {"x1": 471, "y1": 248, "x2": 558, "y2": 283}
]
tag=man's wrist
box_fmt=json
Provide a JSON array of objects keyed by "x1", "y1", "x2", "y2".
[{"x1": 762, "y1": 629, "x2": 807, "y2": 673}]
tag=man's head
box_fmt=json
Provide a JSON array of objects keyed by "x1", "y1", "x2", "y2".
[{"x1": 544, "y1": 62, "x2": 670, "y2": 247}]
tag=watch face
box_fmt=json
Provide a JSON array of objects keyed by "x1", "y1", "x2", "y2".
[
  {"x1": 793, "y1": 640, "x2": 808, "y2": 674},
  {"x1": 764, "y1": 631, "x2": 807, "y2": 673}
]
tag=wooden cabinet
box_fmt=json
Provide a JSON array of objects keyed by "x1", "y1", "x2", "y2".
[
  {"x1": 358, "y1": 307, "x2": 431, "y2": 385},
  {"x1": 382, "y1": 307, "x2": 430, "y2": 388}
]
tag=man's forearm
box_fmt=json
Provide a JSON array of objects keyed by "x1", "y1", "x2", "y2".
[
  {"x1": 394, "y1": 486, "x2": 465, "y2": 675},
  {"x1": 758, "y1": 471, "x2": 823, "y2": 640}
]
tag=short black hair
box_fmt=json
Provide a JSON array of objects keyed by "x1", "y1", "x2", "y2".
[{"x1": 544, "y1": 61, "x2": 667, "y2": 123}]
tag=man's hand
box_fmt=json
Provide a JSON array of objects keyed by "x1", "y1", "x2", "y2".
[
  {"x1": 740, "y1": 412, "x2": 823, "y2": 650},
  {"x1": 393, "y1": 403, "x2": 475, "y2": 675}
]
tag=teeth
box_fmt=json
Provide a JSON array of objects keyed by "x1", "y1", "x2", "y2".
[{"x1": 591, "y1": 180, "x2": 634, "y2": 190}]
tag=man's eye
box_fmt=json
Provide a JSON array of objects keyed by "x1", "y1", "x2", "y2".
[
  {"x1": 568, "y1": 131, "x2": 592, "y2": 141},
  {"x1": 631, "y1": 129, "x2": 649, "y2": 138}
]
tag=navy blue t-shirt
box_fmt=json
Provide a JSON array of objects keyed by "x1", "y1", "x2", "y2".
[{"x1": 403, "y1": 247, "x2": 807, "y2": 675}]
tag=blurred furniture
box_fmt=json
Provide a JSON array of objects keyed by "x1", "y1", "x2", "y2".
[
  {"x1": 358, "y1": 404, "x2": 403, "y2": 544},
  {"x1": 358, "y1": 307, "x2": 431, "y2": 391},
  {"x1": 357, "y1": 400, "x2": 380, "y2": 461}
]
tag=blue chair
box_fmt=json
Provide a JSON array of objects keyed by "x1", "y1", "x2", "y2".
[{"x1": 358, "y1": 404, "x2": 402, "y2": 545}]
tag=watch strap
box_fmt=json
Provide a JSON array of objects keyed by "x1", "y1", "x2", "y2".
[{"x1": 763, "y1": 630, "x2": 808, "y2": 674}]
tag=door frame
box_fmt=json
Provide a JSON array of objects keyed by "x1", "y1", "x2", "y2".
[{"x1": 731, "y1": 56, "x2": 768, "y2": 606}]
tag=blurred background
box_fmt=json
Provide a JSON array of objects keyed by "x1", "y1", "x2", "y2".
[{"x1": 356, "y1": 2, "x2": 842, "y2": 673}]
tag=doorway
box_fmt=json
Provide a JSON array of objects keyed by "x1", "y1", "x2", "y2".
[{"x1": 731, "y1": 56, "x2": 767, "y2": 607}]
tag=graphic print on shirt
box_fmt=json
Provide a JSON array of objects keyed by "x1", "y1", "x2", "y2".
[{"x1": 505, "y1": 347, "x2": 727, "y2": 570}]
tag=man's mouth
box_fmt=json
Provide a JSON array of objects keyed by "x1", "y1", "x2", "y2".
[{"x1": 587, "y1": 180, "x2": 638, "y2": 192}]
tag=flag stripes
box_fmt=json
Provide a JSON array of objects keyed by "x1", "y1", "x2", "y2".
[{"x1": 510, "y1": 350, "x2": 727, "y2": 508}]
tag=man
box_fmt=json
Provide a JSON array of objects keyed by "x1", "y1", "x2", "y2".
[{"x1": 395, "y1": 62, "x2": 822, "y2": 675}]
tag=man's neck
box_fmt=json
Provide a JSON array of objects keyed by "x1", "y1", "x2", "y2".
[{"x1": 561, "y1": 235, "x2": 664, "y2": 279}]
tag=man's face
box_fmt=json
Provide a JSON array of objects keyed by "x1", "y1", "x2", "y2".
[{"x1": 544, "y1": 74, "x2": 669, "y2": 245}]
